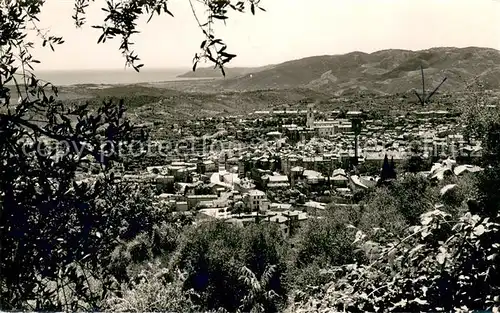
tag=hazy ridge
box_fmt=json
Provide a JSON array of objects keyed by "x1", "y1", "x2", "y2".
[
  {"x1": 212, "y1": 47, "x2": 500, "y2": 94},
  {"x1": 34, "y1": 46, "x2": 500, "y2": 122}
]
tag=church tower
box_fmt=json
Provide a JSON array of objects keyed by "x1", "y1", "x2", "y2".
[{"x1": 306, "y1": 103, "x2": 315, "y2": 128}]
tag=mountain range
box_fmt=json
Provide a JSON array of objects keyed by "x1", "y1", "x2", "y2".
[
  {"x1": 177, "y1": 47, "x2": 500, "y2": 95},
  {"x1": 41, "y1": 46, "x2": 499, "y2": 124}
]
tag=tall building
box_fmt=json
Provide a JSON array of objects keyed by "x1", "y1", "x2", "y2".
[{"x1": 306, "y1": 103, "x2": 315, "y2": 128}]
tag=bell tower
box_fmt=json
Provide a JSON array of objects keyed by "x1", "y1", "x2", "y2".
[{"x1": 306, "y1": 103, "x2": 315, "y2": 128}]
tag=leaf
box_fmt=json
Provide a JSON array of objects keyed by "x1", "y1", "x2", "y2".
[
  {"x1": 133, "y1": 64, "x2": 144, "y2": 72},
  {"x1": 392, "y1": 299, "x2": 408, "y2": 308},
  {"x1": 412, "y1": 298, "x2": 428, "y2": 305},
  {"x1": 251, "y1": 3, "x2": 255, "y2": 15},
  {"x1": 473, "y1": 224, "x2": 485, "y2": 236},
  {"x1": 353, "y1": 230, "x2": 366, "y2": 244},
  {"x1": 436, "y1": 247, "x2": 447, "y2": 264},
  {"x1": 192, "y1": 61, "x2": 198, "y2": 72},
  {"x1": 147, "y1": 12, "x2": 155, "y2": 23},
  {"x1": 212, "y1": 15, "x2": 228, "y2": 20},
  {"x1": 421, "y1": 216, "x2": 433, "y2": 226},
  {"x1": 420, "y1": 229, "x2": 431, "y2": 239},
  {"x1": 164, "y1": 4, "x2": 174, "y2": 17}
]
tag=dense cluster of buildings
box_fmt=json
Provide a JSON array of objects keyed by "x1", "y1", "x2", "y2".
[{"x1": 72, "y1": 103, "x2": 485, "y2": 235}]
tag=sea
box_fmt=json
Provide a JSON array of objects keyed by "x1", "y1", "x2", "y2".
[{"x1": 35, "y1": 68, "x2": 196, "y2": 86}]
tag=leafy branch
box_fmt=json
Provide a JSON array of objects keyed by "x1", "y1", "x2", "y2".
[{"x1": 72, "y1": 0, "x2": 265, "y2": 75}]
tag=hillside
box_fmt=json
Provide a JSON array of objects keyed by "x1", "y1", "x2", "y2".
[
  {"x1": 215, "y1": 47, "x2": 500, "y2": 94},
  {"x1": 13, "y1": 46, "x2": 497, "y2": 123},
  {"x1": 176, "y1": 65, "x2": 272, "y2": 79},
  {"x1": 52, "y1": 84, "x2": 332, "y2": 125}
]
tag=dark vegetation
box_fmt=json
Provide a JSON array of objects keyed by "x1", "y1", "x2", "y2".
[{"x1": 1, "y1": 1, "x2": 499, "y2": 312}]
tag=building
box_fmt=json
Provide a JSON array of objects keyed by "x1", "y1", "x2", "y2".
[
  {"x1": 306, "y1": 103, "x2": 352, "y2": 137},
  {"x1": 265, "y1": 174, "x2": 290, "y2": 189},
  {"x1": 306, "y1": 103, "x2": 315, "y2": 128},
  {"x1": 331, "y1": 168, "x2": 349, "y2": 187},
  {"x1": 246, "y1": 189, "x2": 267, "y2": 211},
  {"x1": 235, "y1": 177, "x2": 256, "y2": 193},
  {"x1": 186, "y1": 194, "x2": 219, "y2": 209}
]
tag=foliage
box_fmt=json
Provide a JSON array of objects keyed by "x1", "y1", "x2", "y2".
[
  {"x1": 460, "y1": 77, "x2": 500, "y2": 141},
  {"x1": 2, "y1": 2, "x2": 500, "y2": 312},
  {"x1": 402, "y1": 155, "x2": 430, "y2": 173},
  {"x1": 105, "y1": 261, "x2": 197, "y2": 312},
  {"x1": 1, "y1": 0, "x2": 243, "y2": 309},
  {"x1": 390, "y1": 175, "x2": 436, "y2": 224},
  {"x1": 358, "y1": 187, "x2": 408, "y2": 235},
  {"x1": 193, "y1": 183, "x2": 214, "y2": 195},
  {"x1": 460, "y1": 78, "x2": 500, "y2": 216},
  {"x1": 73, "y1": 0, "x2": 265, "y2": 74},
  {"x1": 361, "y1": 174, "x2": 436, "y2": 231},
  {"x1": 174, "y1": 221, "x2": 288, "y2": 312},
  {"x1": 440, "y1": 173, "x2": 479, "y2": 215},
  {"x1": 357, "y1": 161, "x2": 380, "y2": 176},
  {"x1": 289, "y1": 209, "x2": 500, "y2": 312},
  {"x1": 379, "y1": 155, "x2": 396, "y2": 183},
  {"x1": 294, "y1": 218, "x2": 357, "y2": 268},
  {"x1": 239, "y1": 265, "x2": 281, "y2": 313}
]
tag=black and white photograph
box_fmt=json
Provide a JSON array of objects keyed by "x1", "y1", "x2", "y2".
[{"x1": 1, "y1": 0, "x2": 500, "y2": 312}]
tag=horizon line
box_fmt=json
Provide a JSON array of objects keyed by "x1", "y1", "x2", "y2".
[{"x1": 35, "y1": 45, "x2": 499, "y2": 72}]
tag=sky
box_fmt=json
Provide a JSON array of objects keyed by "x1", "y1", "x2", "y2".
[{"x1": 32, "y1": 0, "x2": 500, "y2": 70}]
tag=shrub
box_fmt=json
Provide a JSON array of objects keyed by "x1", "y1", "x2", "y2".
[
  {"x1": 105, "y1": 262, "x2": 197, "y2": 312},
  {"x1": 174, "y1": 221, "x2": 288, "y2": 312},
  {"x1": 294, "y1": 218, "x2": 357, "y2": 268},
  {"x1": 289, "y1": 209, "x2": 500, "y2": 312}
]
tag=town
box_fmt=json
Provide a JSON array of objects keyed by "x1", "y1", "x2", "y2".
[{"x1": 68, "y1": 102, "x2": 486, "y2": 236}]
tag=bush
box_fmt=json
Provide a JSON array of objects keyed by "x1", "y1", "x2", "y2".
[
  {"x1": 294, "y1": 218, "x2": 357, "y2": 268},
  {"x1": 358, "y1": 175, "x2": 436, "y2": 235},
  {"x1": 105, "y1": 262, "x2": 197, "y2": 312},
  {"x1": 359, "y1": 187, "x2": 407, "y2": 235},
  {"x1": 289, "y1": 209, "x2": 500, "y2": 312},
  {"x1": 174, "y1": 221, "x2": 288, "y2": 312}
]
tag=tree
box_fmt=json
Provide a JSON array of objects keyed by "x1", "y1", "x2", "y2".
[
  {"x1": 359, "y1": 187, "x2": 407, "y2": 234},
  {"x1": 403, "y1": 155, "x2": 427, "y2": 173},
  {"x1": 295, "y1": 218, "x2": 357, "y2": 268},
  {"x1": 73, "y1": 0, "x2": 265, "y2": 73},
  {"x1": 291, "y1": 209, "x2": 500, "y2": 312},
  {"x1": 288, "y1": 78, "x2": 500, "y2": 313},
  {"x1": 238, "y1": 265, "x2": 280, "y2": 313},
  {"x1": 233, "y1": 200, "x2": 246, "y2": 216},
  {"x1": 358, "y1": 162, "x2": 381, "y2": 176},
  {"x1": 460, "y1": 77, "x2": 500, "y2": 217},
  {"x1": 0, "y1": 0, "x2": 264, "y2": 310},
  {"x1": 378, "y1": 154, "x2": 396, "y2": 185},
  {"x1": 105, "y1": 261, "x2": 197, "y2": 312},
  {"x1": 389, "y1": 156, "x2": 397, "y2": 179},
  {"x1": 175, "y1": 221, "x2": 287, "y2": 312}
]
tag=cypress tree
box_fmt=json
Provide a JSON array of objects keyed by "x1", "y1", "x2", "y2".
[
  {"x1": 390, "y1": 156, "x2": 397, "y2": 179},
  {"x1": 380, "y1": 154, "x2": 391, "y2": 182}
]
